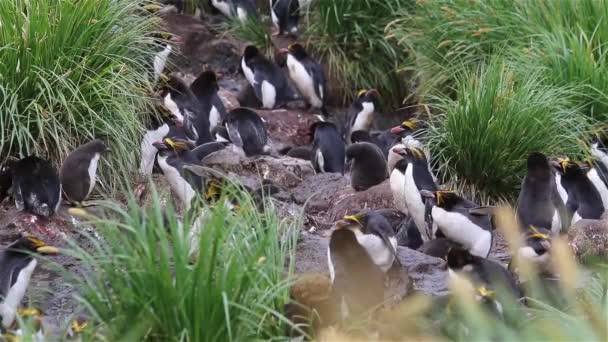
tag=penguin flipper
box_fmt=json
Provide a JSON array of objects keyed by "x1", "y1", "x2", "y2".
[{"x1": 468, "y1": 206, "x2": 495, "y2": 216}]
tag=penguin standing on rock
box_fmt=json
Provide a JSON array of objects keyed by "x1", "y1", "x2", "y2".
[
  {"x1": 190, "y1": 70, "x2": 227, "y2": 135},
  {"x1": 327, "y1": 228, "x2": 384, "y2": 320},
  {"x1": 516, "y1": 152, "x2": 568, "y2": 234},
  {"x1": 224, "y1": 107, "x2": 271, "y2": 157},
  {"x1": 10, "y1": 156, "x2": 61, "y2": 217},
  {"x1": 241, "y1": 45, "x2": 298, "y2": 109},
  {"x1": 392, "y1": 147, "x2": 438, "y2": 241},
  {"x1": 311, "y1": 122, "x2": 345, "y2": 174},
  {"x1": 420, "y1": 190, "x2": 494, "y2": 258},
  {"x1": 552, "y1": 157, "x2": 604, "y2": 224},
  {"x1": 346, "y1": 142, "x2": 387, "y2": 191},
  {"x1": 338, "y1": 210, "x2": 401, "y2": 272},
  {"x1": 344, "y1": 89, "x2": 379, "y2": 144},
  {"x1": 280, "y1": 44, "x2": 327, "y2": 115},
  {"x1": 0, "y1": 235, "x2": 58, "y2": 329},
  {"x1": 60, "y1": 140, "x2": 110, "y2": 206}
]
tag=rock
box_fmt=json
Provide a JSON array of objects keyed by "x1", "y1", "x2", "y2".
[
  {"x1": 294, "y1": 231, "x2": 448, "y2": 297},
  {"x1": 218, "y1": 89, "x2": 240, "y2": 111},
  {"x1": 568, "y1": 217, "x2": 608, "y2": 261},
  {"x1": 202, "y1": 150, "x2": 315, "y2": 189},
  {"x1": 256, "y1": 108, "x2": 318, "y2": 147},
  {"x1": 292, "y1": 173, "x2": 350, "y2": 211},
  {"x1": 326, "y1": 180, "x2": 395, "y2": 222}
]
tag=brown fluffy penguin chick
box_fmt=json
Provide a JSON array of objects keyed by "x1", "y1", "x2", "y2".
[
  {"x1": 60, "y1": 140, "x2": 110, "y2": 206},
  {"x1": 346, "y1": 142, "x2": 388, "y2": 191}
]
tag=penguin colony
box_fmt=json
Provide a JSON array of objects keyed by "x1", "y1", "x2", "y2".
[{"x1": 2, "y1": 1, "x2": 608, "y2": 339}]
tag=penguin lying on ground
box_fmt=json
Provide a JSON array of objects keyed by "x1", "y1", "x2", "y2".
[
  {"x1": 344, "y1": 89, "x2": 379, "y2": 144},
  {"x1": 551, "y1": 157, "x2": 604, "y2": 224},
  {"x1": 516, "y1": 152, "x2": 568, "y2": 234},
  {"x1": 279, "y1": 43, "x2": 328, "y2": 115},
  {"x1": 190, "y1": 70, "x2": 227, "y2": 135},
  {"x1": 210, "y1": 0, "x2": 257, "y2": 22},
  {"x1": 337, "y1": 209, "x2": 402, "y2": 272},
  {"x1": 0, "y1": 235, "x2": 58, "y2": 329},
  {"x1": 60, "y1": 140, "x2": 110, "y2": 207},
  {"x1": 392, "y1": 147, "x2": 438, "y2": 241},
  {"x1": 346, "y1": 142, "x2": 387, "y2": 191},
  {"x1": 421, "y1": 190, "x2": 494, "y2": 258},
  {"x1": 224, "y1": 107, "x2": 271, "y2": 157},
  {"x1": 241, "y1": 45, "x2": 298, "y2": 109},
  {"x1": 271, "y1": 0, "x2": 303, "y2": 37},
  {"x1": 327, "y1": 228, "x2": 385, "y2": 320},
  {"x1": 311, "y1": 122, "x2": 345, "y2": 174},
  {"x1": 10, "y1": 156, "x2": 61, "y2": 217}
]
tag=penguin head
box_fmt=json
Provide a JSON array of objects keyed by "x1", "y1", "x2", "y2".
[
  {"x1": 356, "y1": 88, "x2": 380, "y2": 108},
  {"x1": 243, "y1": 45, "x2": 260, "y2": 61},
  {"x1": 520, "y1": 226, "x2": 552, "y2": 260},
  {"x1": 287, "y1": 43, "x2": 308, "y2": 60},
  {"x1": 525, "y1": 152, "x2": 552, "y2": 180},
  {"x1": 550, "y1": 156, "x2": 585, "y2": 178},
  {"x1": 420, "y1": 189, "x2": 459, "y2": 209},
  {"x1": 153, "y1": 137, "x2": 191, "y2": 156},
  {"x1": 591, "y1": 126, "x2": 608, "y2": 152},
  {"x1": 392, "y1": 146, "x2": 427, "y2": 163},
  {"x1": 81, "y1": 139, "x2": 110, "y2": 154},
  {"x1": 190, "y1": 70, "x2": 220, "y2": 96},
  {"x1": 341, "y1": 209, "x2": 372, "y2": 228},
  {"x1": 349, "y1": 130, "x2": 372, "y2": 144},
  {"x1": 390, "y1": 118, "x2": 422, "y2": 137},
  {"x1": 9, "y1": 235, "x2": 59, "y2": 255}
]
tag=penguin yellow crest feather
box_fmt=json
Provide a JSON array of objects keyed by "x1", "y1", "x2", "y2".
[
  {"x1": 358, "y1": 89, "x2": 367, "y2": 97},
  {"x1": 477, "y1": 286, "x2": 495, "y2": 298},
  {"x1": 435, "y1": 190, "x2": 456, "y2": 206},
  {"x1": 401, "y1": 118, "x2": 419, "y2": 130},
  {"x1": 528, "y1": 225, "x2": 550, "y2": 240}
]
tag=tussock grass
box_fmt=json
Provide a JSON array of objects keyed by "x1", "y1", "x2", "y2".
[
  {"x1": 226, "y1": 16, "x2": 274, "y2": 57},
  {"x1": 62, "y1": 186, "x2": 298, "y2": 340},
  {"x1": 305, "y1": 0, "x2": 414, "y2": 107},
  {"x1": 426, "y1": 61, "x2": 591, "y2": 203},
  {"x1": 0, "y1": 0, "x2": 158, "y2": 190}
]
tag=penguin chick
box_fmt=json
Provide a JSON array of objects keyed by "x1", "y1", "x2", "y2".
[
  {"x1": 11, "y1": 156, "x2": 61, "y2": 217},
  {"x1": 551, "y1": 157, "x2": 604, "y2": 225},
  {"x1": 225, "y1": 107, "x2": 270, "y2": 157},
  {"x1": 510, "y1": 226, "x2": 552, "y2": 275},
  {"x1": 339, "y1": 209, "x2": 401, "y2": 272},
  {"x1": 241, "y1": 45, "x2": 298, "y2": 109},
  {"x1": 446, "y1": 246, "x2": 521, "y2": 301},
  {"x1": 327, "y1": 228, "x2": 384, "y2": 320},
  {"x1": 350, "y1": 130, "x2": 397, "y2": 158},
  {"x1": 189, "y1": 70, "x2": 227, "y2": 135},
  {"x1": 60, "y1": 140, "x2": 110, "y2": 206},
  {"x1": 421, "y1": 190, "x2": 494, "y2": 258},
  {"x1": 0, "y1": 236, "x2": 58, "y2": 329},
  {"x1": 280, "y1": 43, "x2": 327, "y2": 114},
  {"x1": 392, "y1": 147, "x2": 438, "y2": 242},
  {"x1": 344, "y1": 89, "x2": 379, "y2": 144},
  {"x1": 311, "y1": 122, "x2": 345, "y2": 174},
  {"x1": 346, "y1": 142, "x2": 387, "y2": 191},
  {"x1": 516, "y1": 152, "x2": 568, "y2": 234}
]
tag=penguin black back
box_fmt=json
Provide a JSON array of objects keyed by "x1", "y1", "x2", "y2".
[
  {"x1": 11, "y1": 156, "x2": 61, "y2": 217},
  {"x1": 517, "y1": 152, "x2": 567, "y2": 233},
  {"x1": 557, "y1": 160, "x2": 604, "y2": 221},
  {"x1": 346, "y1": 142, "x2": 387, "y2": 191},
  {"x1": 329, "y1": 228, "x2": 384, "y2": 319},
  {"x1": 190, "y1": 71, "x2": 227, "y2": 133},
  {"x1": 311, "y1": 122, "x2": 345, "y2": 174},
  {"x1": 0, "y1": 162, "x2": 12, "y2": 202},
  {"x1": 225, "y1": 107, "x2": 268, "y2": 156}
]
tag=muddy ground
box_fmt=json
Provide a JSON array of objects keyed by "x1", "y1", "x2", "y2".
[{"x1": 0, "y1": 10, "x2": 513, "y2": 336}]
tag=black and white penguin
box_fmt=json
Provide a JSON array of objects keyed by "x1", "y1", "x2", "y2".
[
  {"x1": 510, "y1": 226, "x2": 552, "y2": 275},
  {"x1": 210, "y1": 0, "x2": 257, "y2": 22},
  {"x1": 392, "y1": 147, "x2": 438, "y2": 241},
  {"x1": 420, "y1": 190, "x2": 494, "y2": 258},
  {"x1": 241, "y1": 45, "x2": 298, "y2": 109},
  {"x1": 10, "y1": 156, "x2": 61, "y2": 217},
  {"x1": 139, "y1": 120, "x2": 188, "y2": 177},
  {"x1": 150, "y1": 32, "x2": 181, "y2": 84},
  {"x1": 327, "y1": 228, "x2": 384, "y2": 320},
  {"x1": 446, "y1": 246, "x2": 521, "y2": 302},
  {"x1": 390, "y1": 118, "x2": 432, "y2": 163},
  {"x1": 345, "y1": 142, "x2": 388, "y2": 191},
  {"x1": 224, "y1": 107, "x2": 270, "y2": 157},
  {"x1": 280, "y1": 43, "x2": 327, "y2": 114},
  {"x1": 270, "y1": 0, "x2": 300, "y2": 37},
  {"x1": 190, "y1": 70, "x2": 228, "y2": 135},
  {"x1": 339, "y1": 209, "x2": 401, "y2": 272},
  {"x1": 551, "y1": 157, "x2": 604, "y2": 224},
  {"x1": 516, "y1": 152, "x2": 568, "y2": 234},
  {"x1": 0, "y1": 235, "x2": 58, "y2": 329},
  {"x1": 0, "y1": 162, "x2": 12, "y2": 203},
  {"x1": 310, "y1": 121, "x2": 345, "y2": 174},
  {"x1": 60, "y1": 140, "x2": 110, "y2": 206},
  {"x1": 389, "y1": 156, "x2": 409, "y2": 216},
  {"x1": 344, "y1": 89, "x2": 379, "y2": 144}
]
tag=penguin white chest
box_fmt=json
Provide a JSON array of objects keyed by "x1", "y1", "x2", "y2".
[
  {"x1": 353, "y1": 231, "x2": 396, "y2": 272},
  {"x1": 209, "y1": 105, "x2": 221, "y2": 133},
  {"x1": 587, "y1": 168, "x2": 608, "y2": 209},
  {"x1": 163, "y1": 93, "x2": 184, "y2": 123},
  {"x1": 351, "y1": 103, "x2": 374, "y2": 132},
  {"x1": 287, "y1": 55, "x2": 321, "y2": 108},
  {"x1": 0, "y1": 259, "x2": 37, "y2": 329},
  {"x1": 404, "y1": 165, "x2": 428, "y2": 240},
  {"x1": 211, "y1": 0, "x2": 232, "y2": 17},
  {"x1": 236, "y1": 7, "x2": 248, "y2": 21},
  {"x1": 153, "y1": 44, "x2": 172, "y2": 84},
  {"x1": 390, "y1": 169, "x2": 408, "y2": 216},
  {"x1": 261, "y1": 80, "x2": 277, "y2": 109},
  {"x1": 315, "y1": 149, "x2": 325, "y2": 172},
  {"x1": 591, "y1": 143, "x2": 608, "y2": 169},
  {"x1": 86, "y1": 153, "x2": 101, "y2": 198},
  {"x1": 241, "y1": 58, "x2": 255, "y2": 85},
  {"x1": 554, "y1": 173, "x2": 568, "y2": 205},
  {"x1": 139, "y1": 124, "x2": 170, "y2": 176},
  {"x1": 157, "y1": 156, "x2": 195, "y2": 209},
  {"x1": 270, "y1": 1, "x2": 279, "y2": 27},
  {"x1": 431, "y1": 207, "x2": 492, "y2": 257}
]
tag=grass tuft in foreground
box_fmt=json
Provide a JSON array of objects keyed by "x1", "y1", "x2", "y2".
[
  {"x1": 0, "y1": 0, "x2": 158, "y2": 190},
  {"x1": 62, "y1": 186, "x2": 299, "y2": 341}
]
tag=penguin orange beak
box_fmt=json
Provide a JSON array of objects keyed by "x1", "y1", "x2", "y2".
[
  {"x1": 391, "y1": 126, "x2": 406, "y2": 135},
  {"x1": 392, "y1": 147, "x2": 407, "y2": 156},
  {"x1": 279, "y1": 48, "x2": 289, "y2": 54}
]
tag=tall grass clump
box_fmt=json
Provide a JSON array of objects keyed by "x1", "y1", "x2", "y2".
[
  {"x1": 63, "y1": 186, "x2": 298, "y2": 340},
  {"x1": 0, "y1": 0, "x2": 157, "y2": 189},
  {"x1": 226, "y1": 16, "x2": 274, "y2": 57},
  {"x1": 426, "y1": 61, "x2": 591, "y2": 203},
  {"x1": 305, "y1": 0, "x2": 414, "y2": 107}
]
